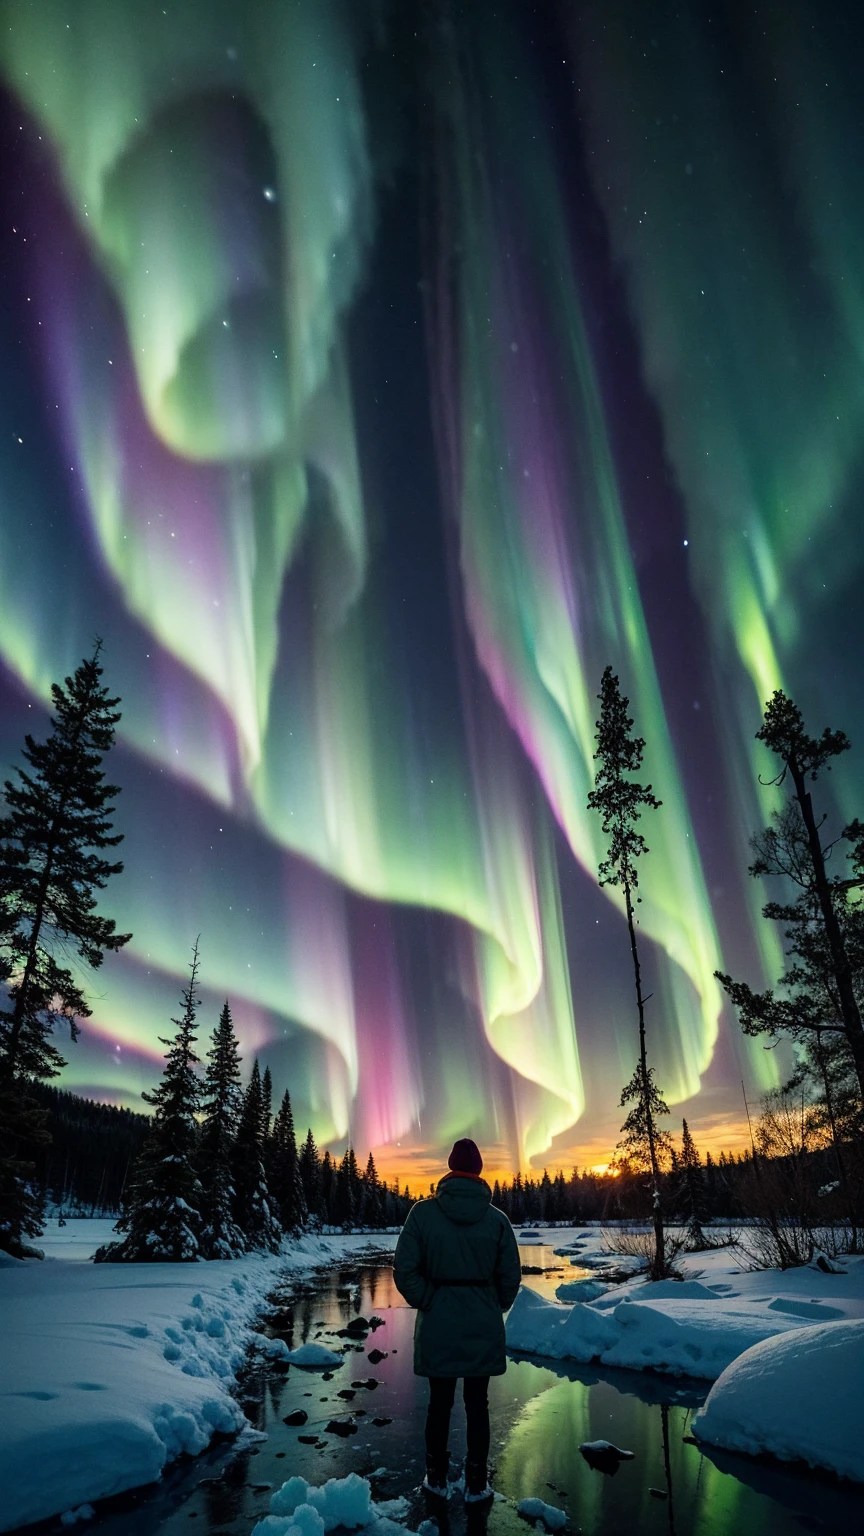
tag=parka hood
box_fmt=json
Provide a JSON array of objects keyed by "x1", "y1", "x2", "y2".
[{"x1": 435, "y1": 1173, "x2": 492, "y2": 1225}]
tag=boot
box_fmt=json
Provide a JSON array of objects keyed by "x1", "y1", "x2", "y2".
[
  {"x1": 464, "y1": 1460, "x2": 493, "y2": 1503},
  {"x1": 423, "y1": 1451, "x2": 450, "y2": 1498}
]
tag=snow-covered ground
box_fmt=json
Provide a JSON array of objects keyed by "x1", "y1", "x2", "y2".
[
  {"x1": 506, "y1": 1229, "x2": 864, "y2": 1479},
  {"x1": 693, "y1": 1319, "x2": 864, "y2": 1482},
  {"x1": 0, "y1": 1220, "x2": 397, "y2": 1533}
]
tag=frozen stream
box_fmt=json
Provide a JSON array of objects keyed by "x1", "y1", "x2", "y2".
[{"x1": 75, "y1": 1246, "x2": 860, "y2": 1536}]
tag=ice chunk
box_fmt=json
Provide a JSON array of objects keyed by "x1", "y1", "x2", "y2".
[
  {"x1": 284, "y1": 1343, "x2": 344, "y2": 1368},
  {"x1": 555, "y1": 1279, "x2": 607, "y2": 1303},
  {"x1": 517, "y1": 1496, "x2": 568, "y2": 1529}
]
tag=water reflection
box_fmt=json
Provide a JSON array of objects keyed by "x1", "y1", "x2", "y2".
[{"x1": 80, "y1": 1252, "x2": 860, "y2": 1536}]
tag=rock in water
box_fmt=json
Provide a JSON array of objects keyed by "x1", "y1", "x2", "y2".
[{"x1": 579, "y1": 1441, "x2": 635, "y2": 1476}]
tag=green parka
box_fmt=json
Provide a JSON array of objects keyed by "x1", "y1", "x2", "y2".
[{"x1": 393, "y1": 1174, "x2": 522, "y2": 1377}]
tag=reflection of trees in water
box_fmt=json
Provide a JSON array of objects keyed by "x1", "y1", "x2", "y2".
[
  {"x1": 659, "y1": 1400, "x2": 676, "y2": 1536},
  {"x1": 494, "y1": 1362, "x2": 747, "y2": 1532}
]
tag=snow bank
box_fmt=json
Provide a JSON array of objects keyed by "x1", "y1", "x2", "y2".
[
  {"x1": 508, "y1": 1281, "x2": 822, "y2": 1379},
  {"x1": 693, "y1": 1319, "x2": 864, "y2": 1482},
  {"x1": 506, "y1": 1287, "x2": 618, "y2": 1361},
  {"x1": 0, "y1": 1230, "x2": 393, "y2": 1533}
]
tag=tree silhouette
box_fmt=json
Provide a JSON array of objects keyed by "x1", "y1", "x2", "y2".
[
  {"x1": 96, "y1": 943, "x2": 204, "y2": 1262},
  {"x1": 0, "y1": 643, "x2": 130, "y2": 1256},
  {"x1": 587, "y1": 666, "x2": 671, "y2": 1278},
  {"x1": 717, "y1": 691, "x2": 864, "y2": 1102},
  {"x1": 198, "y1": 1001, "x2": 245, "y2": 1259},
  {"x1": 233, "y1": 1060, "x2": 280, "y2": 1251},
  {"x1": 270, "y1": 1089, "x2": 307, "y2": 1232}
]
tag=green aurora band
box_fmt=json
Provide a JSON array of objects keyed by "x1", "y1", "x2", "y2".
[{"x1": 0, "y1": 0, "x2": 859, "y2": 1168}]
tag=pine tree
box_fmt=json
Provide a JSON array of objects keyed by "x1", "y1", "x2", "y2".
[
  {"x1": 261, "y1": 1066, "x2": 273, "y2": 1156},
  {"x1": 198, "y1": 1001, "x2": 245, "y2": 1259},
  {"x1": 676, "y1": 1119, "x2": 710, "y2": 1251},
  {"x1": 270, "y1": 1089, "x2": 307, "y2": 1232},
  {"x1": 362, "y1": 1151, "x2": 383, "y2": 1227},
  {"x1": 717, "y1": 692, "x2": 864, "y2": 1102},
  {"x1": 0, "y1": 644, "x2": 131, "y2": 1257},
  {"x1": 320, "y1": 1149, "x2": 335, "y2": 1222},
  {"x1": 587, "y1": 666, "x2": 672, "y2": 1279},
  {"x1": 334, "y1": 1147, "x2": 359, "y2": 1228},
  {"x1": 299, "y1": 1127, "x2": 322, "y2": 1222},
  {"x1": 233, "y1": 1060, "x2": 281, "y2": 1252},
  {"x1": 96, "y1": 944, "x2": 204, "y2": 1262}
]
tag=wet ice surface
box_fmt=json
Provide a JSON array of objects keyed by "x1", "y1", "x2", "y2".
[{"x1": 77, "y1": 1249, "x2": 861, "y2": 1536}]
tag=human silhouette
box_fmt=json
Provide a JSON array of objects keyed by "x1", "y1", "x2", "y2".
[{"x1": 393, "y1": 1139, "x2": 522, "y2": 1502}]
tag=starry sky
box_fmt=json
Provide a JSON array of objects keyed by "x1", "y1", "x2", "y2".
[{"x1": 0, "y1": 0, "x2": 861, "y2": 1182}]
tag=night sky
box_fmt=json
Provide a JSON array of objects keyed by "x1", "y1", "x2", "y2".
[{"x1": 0, "y1": 0, "x2": 861, "y2": 1183}]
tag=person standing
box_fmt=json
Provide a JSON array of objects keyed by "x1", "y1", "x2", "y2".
[{"x1": 393, "y1": 1138, "x2": 522, "y2": 1502}]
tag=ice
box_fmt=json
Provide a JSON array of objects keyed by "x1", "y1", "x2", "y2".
[
  {"x1": 693, "y1": 1319, "x2": 864, "y2": 1482},
  {"x1": 517, "y1": 1496, "x2": 568, "y2": 1529},
  {"x1": 59, "y1": 1508, "x2": 94, "y2": 1527}
]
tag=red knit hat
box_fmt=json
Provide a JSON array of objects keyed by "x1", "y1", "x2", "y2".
[{"x1": 448, "y1": 1138, "x2": 483, "y2": 1176}]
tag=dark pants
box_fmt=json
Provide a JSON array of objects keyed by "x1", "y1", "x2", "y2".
[{"x1": 426, "y1": 1375, "x2": 491, "y2": 1466}]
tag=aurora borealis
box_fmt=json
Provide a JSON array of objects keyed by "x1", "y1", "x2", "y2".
[{"x1": 0, "y1": 0, "x2": 861, "y2": 1179}]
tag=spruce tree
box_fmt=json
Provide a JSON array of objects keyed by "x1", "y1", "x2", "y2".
[
  {"x1": 717, "y1": 692, "x2": 864, "y2": 1102},
  {"x1": 587, "y1": 666, "x2": 672, "y2": 1279},
  {"x1": 198, "y1": 1001, "x2": 245, "y2": 1259},
  {"x1": 320, "y1": 1149, "x2": 335, "y2": 1223},
  {"x1": 333, "y1": 1148, "x2": 358, "y2": 1228},
  {"x1": 363, "y1": 1151, "x2": 383, "y2": 1228},
  {"x1": 233, "y1": 1060, "x2": 281, "y2": 1252},
  {"x1": 676, "y1": 1119, "x2": 710, "y2": 1250},
  {"x1": 270, "y1": 1089, "x2": 307, "y2": 1232},
  {"x1": 96, "y1": 944, "x2": 204, "y2": 1262},
  {"x1": 261, "y1": 1066, "x2": 273, "y2": 1155},
  {"x1": 299, "y1": 1127, "x2": 322, "y2": 1221},
  {"x1": 0, "y1": 643, "x2": 131, "y2": 1257}
]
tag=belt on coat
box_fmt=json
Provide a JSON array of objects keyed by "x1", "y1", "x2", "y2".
[{"x1": 429, "y1": 1277, "x2": 495, "y2": 1287}]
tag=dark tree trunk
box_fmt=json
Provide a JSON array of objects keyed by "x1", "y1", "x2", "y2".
[{"x1": 789, "y1": 758, "x2": 864, "y2": 1100}]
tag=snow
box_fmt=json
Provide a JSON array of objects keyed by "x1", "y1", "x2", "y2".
[
  {"x1": 555, "y1": 1278, "x2": 607, "y2": 1302},
  {"x1": 506, "y1": 1230, "x2": 864, "y2": 1381},
  {"x1": 283, "y1": 1342, "x2": 346, "y2": 1367},
  {"x1": 254, "y1": 1475, "x2": 420, "y2": 1536},
  {"x1": 693, "y1": 1319, "x2": 864, "y2": 1482},
  {"x1": 517, "y1": 1497, "x2": 567, "y2": 1530},
  {"x1": 0, "y1": 1221, "x2": 395, "y2": 1533},
  {"x1": 253, "y1": 1337, "x2": 344, "y2": 1367}
]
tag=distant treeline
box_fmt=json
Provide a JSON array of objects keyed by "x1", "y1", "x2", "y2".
[
  {"x1": 26, "y1": 1078, "x2": 413, "y2": 1230},
  {"x1": 490, "y1": 1137, "x2": 855, "y2": 1234},
  {"x1": 29, "y1": 1082, "x2": 150, "y2": 1215}
]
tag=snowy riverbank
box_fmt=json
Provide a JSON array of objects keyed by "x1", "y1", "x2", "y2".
[
  {"x1": 506, "y1": 1230, "x2": 864, "y2": 1480},
  {"x1": 0, "y1": 1219, "x2": 397, "y2": 1533}
]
